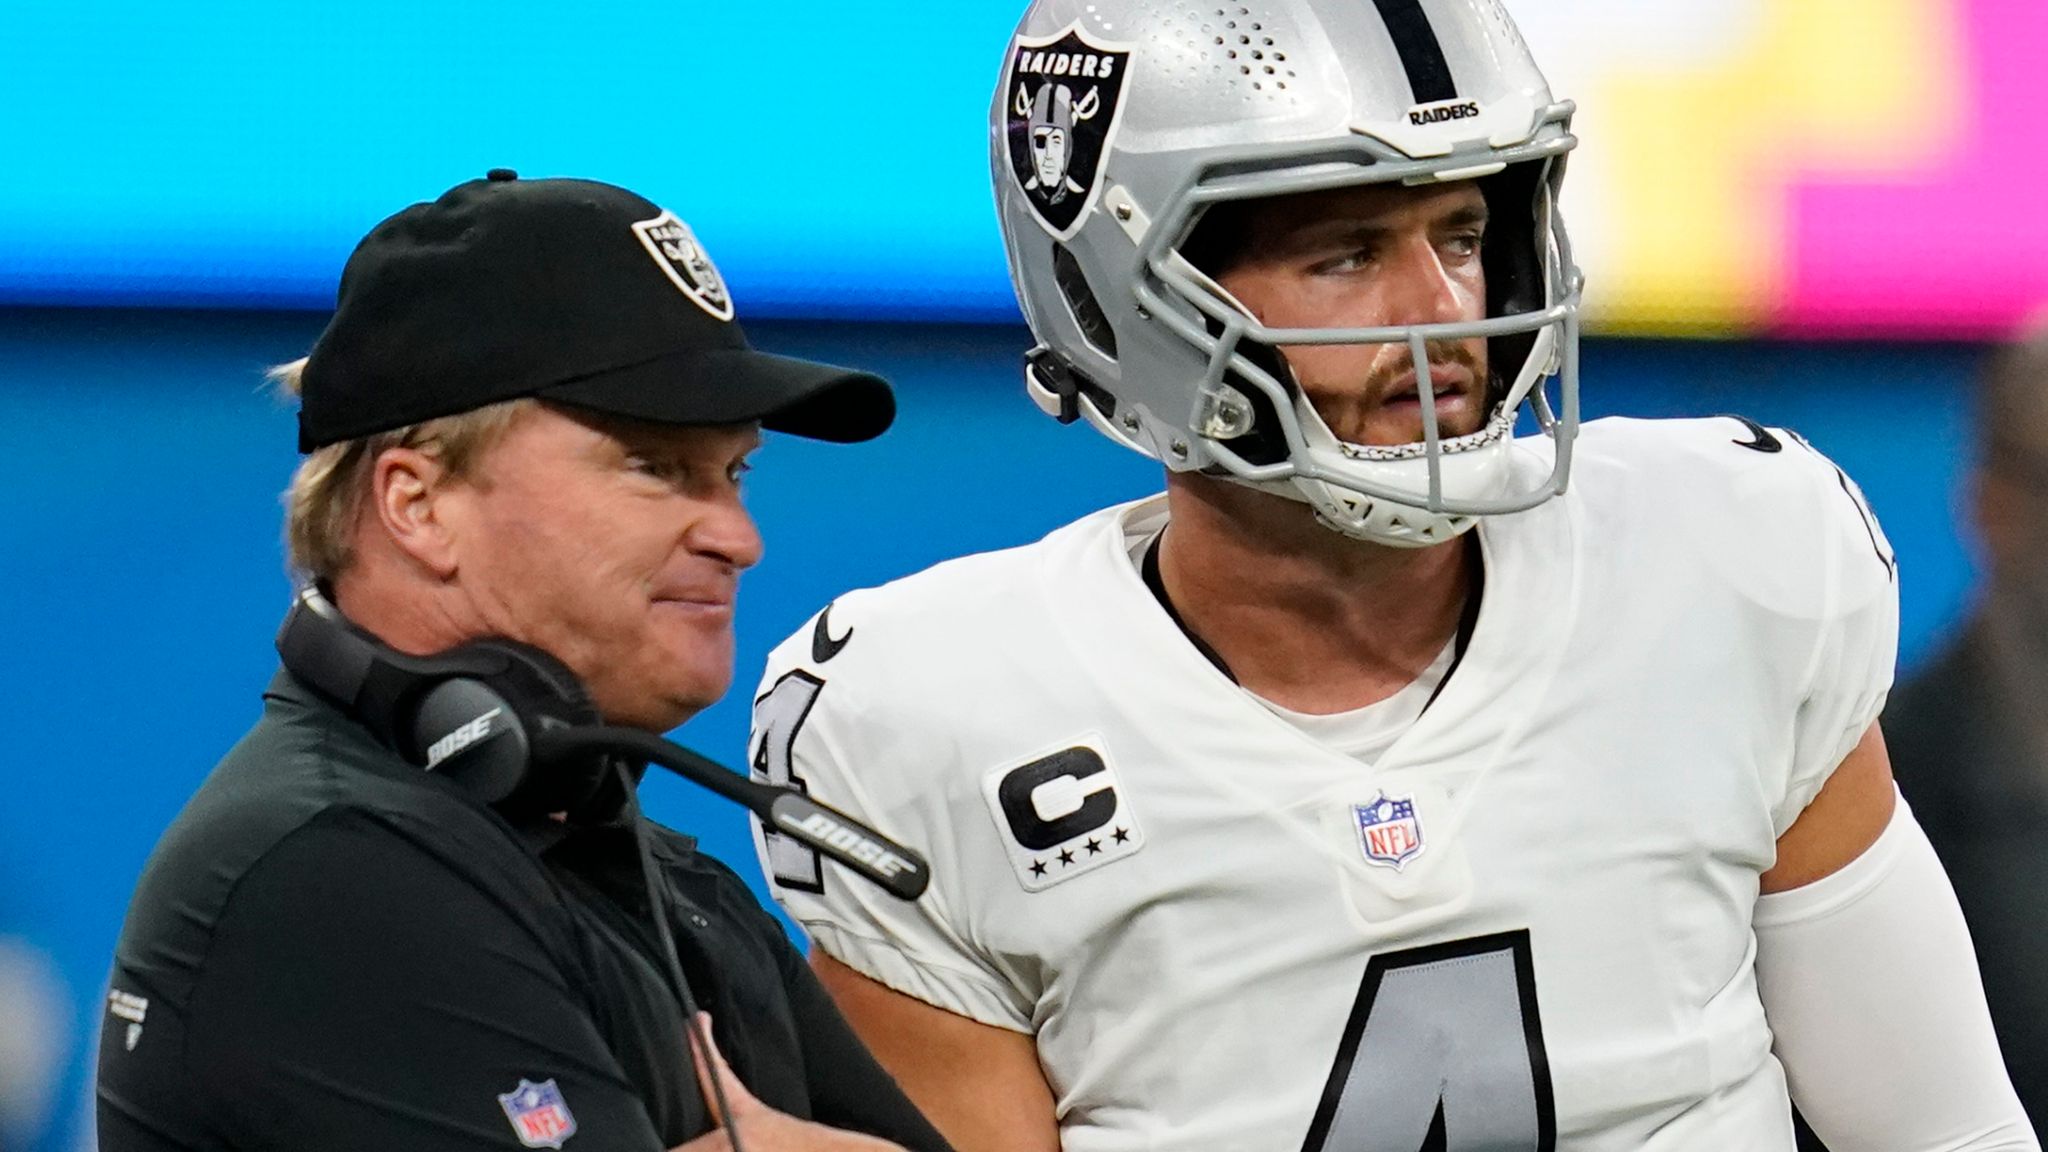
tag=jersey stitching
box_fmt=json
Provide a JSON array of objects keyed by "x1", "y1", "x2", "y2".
[
  {"x1": 1753, "y1": 791, "x2": 1910, "y2": 926},
  {"x1": 798, "y1": 917, "x2": 1023, "y2": 987},
  {"x1": 800, "y1": 920, "x2": 1032, "y2": 1031}
]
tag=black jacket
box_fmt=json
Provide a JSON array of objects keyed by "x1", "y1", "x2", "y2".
[{"x1": 97, "y1": 671, "x2": 950, "y2": 1151}]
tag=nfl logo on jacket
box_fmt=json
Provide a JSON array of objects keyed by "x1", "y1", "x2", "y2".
[{"x1": 498, "y1": 1078, "x2": 577, "y2": 1149}]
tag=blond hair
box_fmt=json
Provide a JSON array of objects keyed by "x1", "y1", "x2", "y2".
[{"x1": 272, "y1": 358, "x2": 534, "y2": 581}]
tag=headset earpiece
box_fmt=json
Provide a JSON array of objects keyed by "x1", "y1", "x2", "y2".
[
  {"x1": 409, "y1": 638, "x2": 619, "y2": 821},
  {"x1": 276, "y1": 586, "x2": 617, "y2": 823}
]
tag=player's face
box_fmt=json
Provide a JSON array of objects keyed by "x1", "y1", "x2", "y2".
[
  {"x1": 445, "y1": 405, "x2": 763, "y2": 731},
  {"x1": 1215, "y1": 181, "x2": 1490, "y2": 447}
]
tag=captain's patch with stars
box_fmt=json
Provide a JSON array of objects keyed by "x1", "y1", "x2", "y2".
[{"x1": 983, "y1": 738, "x2": 1144, "y2": 891}]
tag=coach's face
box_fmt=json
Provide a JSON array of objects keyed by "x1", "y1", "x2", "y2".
[
  {"x1": 1215, "y1": 181, "x2": 1490, "y2": 447},
  {"x1": 442, "y1": 405, "x2": 763, "y2": 731}
]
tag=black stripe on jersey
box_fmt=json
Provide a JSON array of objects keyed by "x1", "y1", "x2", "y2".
[
  {"x1": 1371, "y1": 0, "x2": 1459, "y2": 104},
  {"x1": 1141, "y1": 533, "x2": 1237, "y2": 683}
]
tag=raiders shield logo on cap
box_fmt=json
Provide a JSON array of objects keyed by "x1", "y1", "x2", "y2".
[
  {"x1": 1002, "y1": 23, "x2": 1133, "y2": 240},
  {"x1": 630, "y1": 210, "x2": 735, "y2": 322}
]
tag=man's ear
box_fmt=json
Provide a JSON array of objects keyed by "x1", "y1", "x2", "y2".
[{"x1": 368, "y1": 447, "x2": 462, "y2": 580}]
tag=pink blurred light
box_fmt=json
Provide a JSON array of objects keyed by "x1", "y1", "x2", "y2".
[{"x1": 1778, "y1": 0, "x2": 2048, "y2": 338}]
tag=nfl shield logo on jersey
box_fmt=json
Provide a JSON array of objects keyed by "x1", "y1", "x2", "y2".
[
  {"x1": 1001, "y1": 22, "x2": 1133, "y2": 240},
  {"x1": 1354, "y1": 793, "x2": 1425, "y2": 871},
  {"x1": 498, "y1": 1078, "x2": 577, "y2": 1149}
]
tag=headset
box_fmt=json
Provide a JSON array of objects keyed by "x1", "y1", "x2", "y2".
[
  {"x1": 275, "y1": 584, "x2": 930, "y2": 1148},
  {"x1": 274, "y1": 584, "x2": 929, "y2": 898}
]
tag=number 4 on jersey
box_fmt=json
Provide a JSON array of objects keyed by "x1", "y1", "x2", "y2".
[
  {"x1": 752, "y1": 670, "x2": 827, "y2": 893},
  {"x1": 1302, "y1": 931, "x2": 1556, "y2": 1152}
]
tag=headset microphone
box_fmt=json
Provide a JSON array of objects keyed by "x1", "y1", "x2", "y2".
[
  {"x1": 530, "y1": 727, "x2": 930, "y2": 900},
  {"x1": 274, "y1": 584, "x2": 929, "y2": 899}
]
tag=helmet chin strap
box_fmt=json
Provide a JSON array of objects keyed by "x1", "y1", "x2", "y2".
[{"x1": 1245, "y1": 472, "x2": 1480, "y2": 549}]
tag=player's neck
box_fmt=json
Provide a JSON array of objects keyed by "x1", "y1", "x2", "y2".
[
  {"x1": 1157, "y1": 472, "x2": 1476, "y2": 715},
  {"x1": 331, "y1": 555, "x2": 486, "y2": 658}
]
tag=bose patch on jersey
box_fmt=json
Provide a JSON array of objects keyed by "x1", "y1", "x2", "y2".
[
  {"x1": 983, "y1": 739, "x2": 1144, "y2": 892},
  {"x1": 1001, "y1": 22, "x2": 1133, "y2": 240},
  {"x1": 1354, "y1": 792, "x2": 1425, "y2": 871},
  {"x1": 498, "y1": 1078, "x2": 577, "y2": 1149},
  {"x1": 630, "y1": 209, "x2": 735, "y2": 322}
]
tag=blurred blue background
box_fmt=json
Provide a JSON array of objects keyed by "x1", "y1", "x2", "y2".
[
  {"x1": 0, "y1": 1, "x2": 1015, "y2": 321},
  {"x1": 0, "y1": 307, "x2": 1985, "y2": 1151}
]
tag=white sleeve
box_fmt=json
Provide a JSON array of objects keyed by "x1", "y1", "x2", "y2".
[
  {"x1": 747, "y1": 633, "x2": 1037, "y2": 1034},
  {"x1": 1756, "y1": 793, "x2": 2038, "y2": 1150},
  {"x1": 1774, "y1": 442, "x2": 1900, "y2": 835}
]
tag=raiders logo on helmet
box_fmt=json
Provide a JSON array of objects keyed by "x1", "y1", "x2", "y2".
[
  {"x1": 1002, "y1": 22, "x2": 1134, "y2": 240},
  {"x1": 629, "y1": 209, "x2": 735, "y2": 322}
]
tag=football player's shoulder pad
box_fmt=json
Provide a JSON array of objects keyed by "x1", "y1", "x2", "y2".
[
  {"x1": 758, "y1": 510, "x2": 1115, "y2": 727},
  {"x1": 1561, "y1": 416, "x2": 1893, "y2": 621}
]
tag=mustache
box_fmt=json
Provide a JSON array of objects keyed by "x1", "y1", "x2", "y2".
[{"x1": 1366, "y1": 340, "x2": 1484, "y2": 395}]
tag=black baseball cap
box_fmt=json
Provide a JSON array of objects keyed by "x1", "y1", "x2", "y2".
[{"x1": 297, "y1": 170, "x2": 894, "y2": 452}]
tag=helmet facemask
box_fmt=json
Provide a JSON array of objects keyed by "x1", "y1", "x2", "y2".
[{"x1": 1139, "y1": 143, "x2": 1580, "y2": 548}]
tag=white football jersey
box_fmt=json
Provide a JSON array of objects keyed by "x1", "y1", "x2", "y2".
[{"x1": 749, "y1": 417, "x2": 1898, "y2": 1151}]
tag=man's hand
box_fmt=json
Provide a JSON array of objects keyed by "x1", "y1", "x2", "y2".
[{"x1": 671, "y1": 1015, "x2": 911, "y2": 1152}]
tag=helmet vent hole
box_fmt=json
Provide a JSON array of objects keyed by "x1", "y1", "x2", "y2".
[
  {"x1": 1174, "y1": 1, "x2": 1293, "y2": 99},
  {"x1": 1052, "y1": 242, "x2": 1118, "y2": 360}
]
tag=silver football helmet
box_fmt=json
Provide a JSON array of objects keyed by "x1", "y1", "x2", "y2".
[{"x1": 991, "y1": 0, "x2": 1581, "y2": 547}]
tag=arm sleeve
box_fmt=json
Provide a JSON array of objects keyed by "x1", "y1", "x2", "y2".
[
  {"x1": 750, "y1": 638, "x2": 1037, "y2": 1033},
  {"x1": 1774, "y1": 442, "x2": 1901, "y2": 835},
  {"x1": 771, "y1": 930, "x2": 955, "y2": 1152},
  {"x1": 187, "y1": 809, "x2": 667, "y2": 1151},
  {"x1": 1757, "y1": 794, "x2": 2038, "y2": 1151}
]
